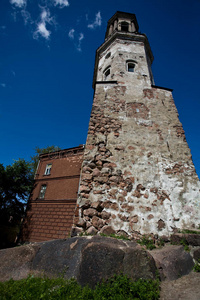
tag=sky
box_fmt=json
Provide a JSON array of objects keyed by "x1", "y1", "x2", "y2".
[{"x1": 0, "y1": 0, "x2": 200, "y2": 177}]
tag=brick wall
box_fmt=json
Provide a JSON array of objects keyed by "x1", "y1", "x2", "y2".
[
  {"x1": 20, "y1": 146, "x2": 83, "y2": 242},
  {"x1": 21, "y1": 200, "x2": 77, "y2": 242}
]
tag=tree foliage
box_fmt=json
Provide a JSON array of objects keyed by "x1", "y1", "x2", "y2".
[
  {"x1": 0, "y1": 145, "x2": 61, "y2": 248},
  {"x1": 30, "y1": 145, "x2": 61, "y2": 175},
  {"x1": 0, "y1": 159, "x2": 34, "y2": 226},
  {"x1": 0, "y1": 159, "x2": 34, "y2": 248}
]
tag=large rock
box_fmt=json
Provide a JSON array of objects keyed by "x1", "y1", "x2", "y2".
[
  {"x1": 0, "y1": 244, "x2": 40, "y2": 281},
  {"x1": 150, "y1": 245, "x2": 194, "y2": 281},
  {"x1": 0, "y1": 236, "x2": 157, "y2": 287},
  {"x1": 171, "y1": 233, "x2": 200, "y2": 246},
  {"x1": 76, "y1": 237, "x2": 156, "y2": 287},
  {"x1": 160, "y1": 272, "x2": 200, "y2": 300},
  {"x1": 193, "y1": 248, "x2": 200, "y2": 261},
  {"x1": 32, "y1": 236, "x2": 157, "y2": 287}
]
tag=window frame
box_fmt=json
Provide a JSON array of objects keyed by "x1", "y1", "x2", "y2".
[
  {"x1": 126, "y1": 60, "x2": 137, "y2": 73},
  {"x1": 105, "y1": 52, "x2": 111, "y2": 59},
  {"x1": 103, "y1": 66, "x2": 111, "y2": 81},
  {"x1": 44, "y1": 163, "x2": 52, "y2": 175},
  {"x1": 38, "y1": 184, "x2": 47, "y2": 199}
]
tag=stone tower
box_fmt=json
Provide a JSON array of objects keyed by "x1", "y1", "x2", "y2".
[{"x1": 73, "y1": 11, "x2": 200, "y2": 238}]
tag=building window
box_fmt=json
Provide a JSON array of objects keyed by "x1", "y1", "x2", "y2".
[
  {"x1": 126, "y1": 60, "x2": 136, "y2": 73},
  {"x1": 39, "y1": 184, "x2": 47, "y2": 199},
  {"x1": 127, "y1": 62, "x2": 135, "y2": 72},
  {"x1": 121, "y1": 22, "x2": 129, "y2": 32},
  {"x1": 44, "y1": 163, "x2": 52, "y2": 175},
  {"x1": 104, "y1": 67, "x2": 111, "y2": 80},
  {"x1": 105, "y1": 52, "x2": 111, "y2": 59}
]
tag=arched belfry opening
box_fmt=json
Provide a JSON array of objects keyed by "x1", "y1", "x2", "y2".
[
  {"x1": 121, "y1": 21, "x2": 129, "y2": 32},
  {"x1": 105, "y1": 11, "x2": 139, "y2": 40}
]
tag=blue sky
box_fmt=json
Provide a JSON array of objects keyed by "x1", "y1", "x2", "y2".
[{"x1": 0, "y1": 0, "x2": 200, "y2": 177}]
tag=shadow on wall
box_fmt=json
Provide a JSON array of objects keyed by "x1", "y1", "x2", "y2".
[
  {"x1": 17, "y1": 206, "x2": 34, "y2": 245},
  {"x1": 0, "y1": 224, "x2": 20, "y2": 249}
]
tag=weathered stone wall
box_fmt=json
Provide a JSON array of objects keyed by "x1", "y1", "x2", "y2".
[{"x1": 73, "y1": 36, "x2": 200, "y2": 238}]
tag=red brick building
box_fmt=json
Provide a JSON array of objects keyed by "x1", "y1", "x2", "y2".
[{"x1": 20, "y1": 145, "x2": 84, "y2": 242}]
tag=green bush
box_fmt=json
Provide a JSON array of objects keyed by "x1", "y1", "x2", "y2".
[
  {"x1": 0, "y1": 274, "x2": 160, "y2": 300},
  {"x1": 94, "y1": 274, "x2": 160, "y2": 300}
]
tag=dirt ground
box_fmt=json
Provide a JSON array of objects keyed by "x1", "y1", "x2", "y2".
[{"x1": 160, "y1": 272, "x2": 200, "y2": 300}]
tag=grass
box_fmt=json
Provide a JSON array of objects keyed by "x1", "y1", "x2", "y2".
[
  {"x1": 157, "y1": 238, "x2": 165, "y2": 248},
  {"x1": 171, "y1": 237, "x2": 190, "y2": 251},
  {"x1": 193, "y1": 259, "x2": 200, "y2": 272},
  {"x1": 79, "y1": 232, "x2": 91, "y2": 237},
  {"x1": 0, "y1": 274, "x2": 160, "y2": 300},
  {"x1": 180, "y1": 238, "x2": 190, "y2": 252},
  {"x1": 79, "y1": 232, "x2": 130, "y2": 241},
  {"x1": 100, "y1": 233, "x2": 130, "y2": 241},
  {"x1": 178, "y1": 229, "x2": 200, "y2": 235},
  {"x1": 137, "y1": 236, "x2": 156, "y2": 250}
]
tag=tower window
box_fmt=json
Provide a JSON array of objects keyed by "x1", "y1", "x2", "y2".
[
  {"x1": 126, "y1": 60, "x2": 136, "y2": 73},
  {"x1": 44, "y1": 163, "x2": 52, "y2": 175},
  {"x1": 128, "y1": 63, "x2": 135, "y2": 72},
  {"x1": 39, "y1": 184, "x2": 47, "y2": 199},
  {"x1": 121, "y1": 22, "x2": 129, "y2": 32},
  {"x1": 105, "y1": 52, "x2": 111, "y2": 59},
  {"x1": 104, "y1": 67, "x2": 111, "y2": 80}
]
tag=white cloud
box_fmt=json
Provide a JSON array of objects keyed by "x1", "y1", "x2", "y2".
[
  {"x1": 87, "y1": 11, "x2": 102, "y2": 29},
  {"x1": 10, "y1": 0, "x2": 32, "y2": 26},
  {"x1": 77, "y1": 32, "x2": 84, "y2": 52},
  {"x1": 68, "y1": 30, "x2": 84, "y2": 52},
  {"x1": 37, "y1": 23, "x2": 51, "y2": 39},
  {"x1": 21, "y1": 9, "x2": 32, "y2": 25},
  {"x1": 9, "y1": 0, "x2": 87, "y2": 50},
  {"x1": 79, "y1": 33, "x2": 84, "y2": 41},
  {"x1": 0, "y1": 83, "x2": 6, "y2": 88},
  {"x1": 10, "y1": 0, "x2": 26, "y2": 8},
  {"x1": 34, "y1": 8, "x2": 55, "y2": 40},
  {"x1": 68, "y1": 28, "x2": 75, "y2": 39},
  {"x1": 53, "y1": 0, "x2": 69, "y2": 8}
]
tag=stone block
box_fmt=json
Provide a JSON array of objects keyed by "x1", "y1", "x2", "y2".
[
  {"x1": 83, "y1": 208, "x2": 97, "y2": 217},
  {"x1": 150, "y1": 245, "x2": 194, "y2": 281}
]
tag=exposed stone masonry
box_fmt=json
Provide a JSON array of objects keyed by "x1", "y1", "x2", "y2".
[
  {"x1": 73, "y1": 83, "x2": 200, "y2": 238},
  {"x1": 72, "y1": 12, "x2": 200, "y2": 238}
]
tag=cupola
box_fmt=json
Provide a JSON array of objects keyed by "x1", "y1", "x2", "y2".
[{"x1": 105, "y1": 11, "x2": 139, "y2": 40}]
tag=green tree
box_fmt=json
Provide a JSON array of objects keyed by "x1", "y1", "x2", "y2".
[
  {"x1": 0, "y1": 146, "x2": 61, "y2": 248},
  {"x1": 30, "y1": 145, "x2": 61, "y2": 175},
  {"x1": 0, "y1": 159, "x2": 34, "y2": 248}
]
